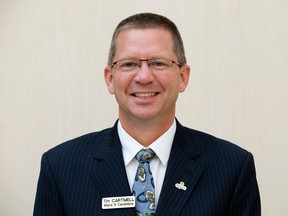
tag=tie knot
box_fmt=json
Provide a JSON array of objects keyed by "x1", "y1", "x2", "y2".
[{"x1": 135, "y1": 148, "x2": 156, "y2": 163}]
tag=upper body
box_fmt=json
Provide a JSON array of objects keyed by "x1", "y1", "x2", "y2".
[
  {"x1": 33, "y1": 120, "x2": 260, "y2": 216},
  {"x1": 34, "y1": 13, "x2": 261, "y2": 215}
]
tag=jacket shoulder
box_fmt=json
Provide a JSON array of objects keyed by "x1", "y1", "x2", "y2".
[
  {"x1": 180, "y1": 125, "x2": 252, "y2": 159},
  {"x1": 44, "y1": 127, "x2": 115, "y2": 160}
]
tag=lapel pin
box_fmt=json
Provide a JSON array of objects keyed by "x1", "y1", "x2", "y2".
[{"x1": 175, "y1": 181, "x2": 187, "y2": 191}]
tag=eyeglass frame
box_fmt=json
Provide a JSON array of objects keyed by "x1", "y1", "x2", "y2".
[{"x1": 110, "y1": 57, "x2": 182, "y2": 73}]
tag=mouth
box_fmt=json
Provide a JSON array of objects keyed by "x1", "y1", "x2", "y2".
[{"x1": 133, "y1": 92, "x2": 158, "y2": 99}]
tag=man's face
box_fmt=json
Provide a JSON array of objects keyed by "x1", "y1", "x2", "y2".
[{"x1": 104, "y1": 28, "x2": 190, "y2": 123}]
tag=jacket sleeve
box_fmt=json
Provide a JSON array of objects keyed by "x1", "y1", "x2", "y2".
[
  {"x1": 228, "y1": 152, "x2": 261, "y2": 215},
  {"x1": 33, "y1": 153, "x2": 64, "y2": 216}
]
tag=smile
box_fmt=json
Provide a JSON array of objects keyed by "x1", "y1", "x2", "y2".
[{"x1": 134, "y1": 93, "x2": 157, "y2": 99}]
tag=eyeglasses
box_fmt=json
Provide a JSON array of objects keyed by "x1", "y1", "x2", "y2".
[{"x1": 111, "y1": 58, "x2": 182, "y2": 73}]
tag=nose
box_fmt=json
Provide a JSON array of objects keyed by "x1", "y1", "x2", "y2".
[{"x1": 134, "y1": 62, "x2": 154, "y2": 84}]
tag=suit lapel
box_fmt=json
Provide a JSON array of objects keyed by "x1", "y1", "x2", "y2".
[
  {"x1": 88, "y1": 123, "x2": 136, "y2": 215},
  {"x1": 156, "y1": 122, "x2": 204, "y2": 216},
  {"x1": 89, "y1": 123, "x2": 132, "y2": 197}
]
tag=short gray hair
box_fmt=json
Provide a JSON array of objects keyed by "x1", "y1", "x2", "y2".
[{"x1": 107, "y1": 13, "x2": 187, "y2": 66}]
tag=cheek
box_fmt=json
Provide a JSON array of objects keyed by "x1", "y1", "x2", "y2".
[
  {"x1": 112, "y1": 75, "x2": 131, "y2": 93},
  {"x1": 169, "y1": 75, "x2": 181, "y2": 91},
  {"x1": 156, "y1": 74, "x2": 178, "y2": 92}
]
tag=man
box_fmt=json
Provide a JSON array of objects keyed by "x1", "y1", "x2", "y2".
[{"x1": 34, "y1": 13, "x2": 261, "y2": 216}]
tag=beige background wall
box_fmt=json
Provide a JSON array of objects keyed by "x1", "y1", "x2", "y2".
[{"x1": 0, "y1": 0, "x2": 287, "y2": 215}]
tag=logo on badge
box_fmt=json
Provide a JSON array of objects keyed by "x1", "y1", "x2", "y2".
[{"x1": 175, "y1": 181, "x2": 187, "y2": 191}]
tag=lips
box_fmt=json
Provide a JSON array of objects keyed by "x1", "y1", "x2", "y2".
[{"x1": 134, "y1": 93, "x2": 157, "y2": 99}]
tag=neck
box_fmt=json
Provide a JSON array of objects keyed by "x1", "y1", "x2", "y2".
[{"x1": 119, "y1": 116, "x2": 175, "y2": 147}]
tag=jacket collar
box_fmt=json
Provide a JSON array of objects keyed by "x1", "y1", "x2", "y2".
[{"x1": 156, "y1": 120, "x2": 204, "y2": 216}]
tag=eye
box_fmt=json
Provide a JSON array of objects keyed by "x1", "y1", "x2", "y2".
[
  {"x1": 119, "y1": 60, "x2": 139, "y2": 71},
  {"x1": 150, "y1": 59, "x2": 170, "y2": 69}
]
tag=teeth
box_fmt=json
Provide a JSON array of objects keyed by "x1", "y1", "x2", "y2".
[{"x1": 134, "y1": 93, "x2": 156, "y2": 98}]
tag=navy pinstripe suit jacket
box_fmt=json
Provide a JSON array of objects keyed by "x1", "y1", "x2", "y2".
[{"x1": 33, "y1": 121, "x2": 260, "y2": 215}]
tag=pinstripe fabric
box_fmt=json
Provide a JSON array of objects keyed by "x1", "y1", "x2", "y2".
[
  {"x1": 34, "y1": 120, "x2": 260, "y2": 216},
  {"x1": 34, "y1": 123, "x2": 135, "y2": 216},
  {"x1": 156, "y1": 124, "x2": 260, "y2": 216}
]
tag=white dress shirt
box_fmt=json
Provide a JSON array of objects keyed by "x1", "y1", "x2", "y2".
[{"x1": 117, "y1": 119, "x2": 176, "y2": 205}]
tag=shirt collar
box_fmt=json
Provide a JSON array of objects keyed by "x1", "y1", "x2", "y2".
[{"x1": 118, "y1": 119, "x2": 176, "y2": 167}]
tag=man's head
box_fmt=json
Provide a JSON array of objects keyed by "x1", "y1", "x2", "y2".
[
  {"x1": 104, "y1": 13, "x2": 190, "y2": 128},
  {"x1": 107, "y1": 13, "x2": 187, "y2": 66}
]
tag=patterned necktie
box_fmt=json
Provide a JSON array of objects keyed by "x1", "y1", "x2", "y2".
[{"x1": 132, "y1": 148, "x2": 156, "y2": 216}]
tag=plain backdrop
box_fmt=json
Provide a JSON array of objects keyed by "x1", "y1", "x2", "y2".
[{"x1": 0, "y1": 0, "x2": 287, "y2": 215}]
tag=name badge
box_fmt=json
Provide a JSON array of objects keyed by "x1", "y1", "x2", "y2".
[{"x1": 102, "y1": 196, "x2": 135, "y2": 209}]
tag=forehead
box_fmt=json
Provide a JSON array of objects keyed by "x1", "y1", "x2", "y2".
[{"x1": 114, "y1": 28, "x2": 175, "y2": 59}]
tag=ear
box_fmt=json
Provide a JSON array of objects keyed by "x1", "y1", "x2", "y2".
[
  {"x1": 104, "y1": 67, "x2": 115, "y2": 94},
  {"x1": 179, "y1": 64, "x2": 190, "y2": 93}
]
